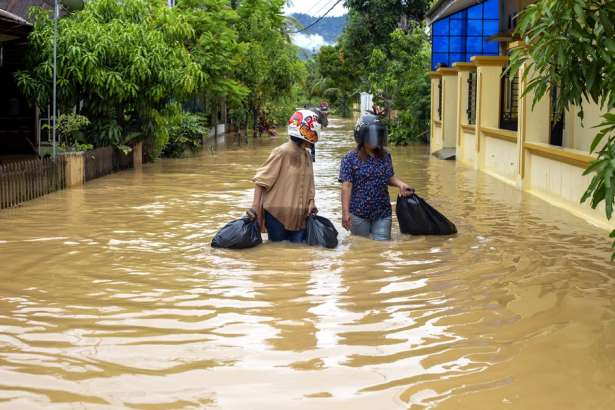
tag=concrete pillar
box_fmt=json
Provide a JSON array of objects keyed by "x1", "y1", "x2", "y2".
[
  {"x1": 429, "y1": 71, "x2": 443, "y2": 154},
  {"x1": 472, "y1": 56, "x2": 509, "y2": 170},
  {"x1": 453, "y1": 62, "x2": 476, "y2": 163},
  {"x1": 436, "y1": 67, "x2": 458, "y2": 156},
  {"x1": 63, "y1": 152, "x2": 84, "y2": 188}
]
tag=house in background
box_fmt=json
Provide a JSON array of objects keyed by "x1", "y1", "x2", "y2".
[
  {"x1": 0, "y1": 1, "x2": 59, "y2": 161},
  {"x1": 1, "y1": 5, "x2": 36, "y2": 160},
  {"x1": 426, "y1": 0, "x2": 615, "y2": 230}
]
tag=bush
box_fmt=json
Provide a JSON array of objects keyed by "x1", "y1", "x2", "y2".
[
  {"x1": 162, "y1": 111, "x2": 208, "y2": 158},
  {"x1": 388, "y1": 110, "x2": 430, "y2": 146},
  {"x1": 53, "y1": 113, "x2": 94, "y2": 151}
]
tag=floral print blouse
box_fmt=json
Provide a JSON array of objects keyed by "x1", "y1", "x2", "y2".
[{"x1": 339, "y1": 150, "x2": 394, "y2": 221}]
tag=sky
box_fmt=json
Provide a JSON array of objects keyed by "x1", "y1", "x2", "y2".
[
  {"x1": 291, "y1": 32, "x2": 329, "y2": 50},
  {"x1": 284, "y1": 0, "x2": 348, "y2": 17},
  {"x1": 285, "y1": 1, "x2": 348, "y2": 51}
]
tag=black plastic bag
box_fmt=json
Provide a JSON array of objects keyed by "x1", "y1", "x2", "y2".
[
  {"x1": 396, "y1": 195, "x2": 457, "y2": 235},
  {"x1": 306, "y1": 215, "x2": 338, "y2": 248},
  {"x1": 211, "y1": 217, "x2": 263, "y2": 249}
]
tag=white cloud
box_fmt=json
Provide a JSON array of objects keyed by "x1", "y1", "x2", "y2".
[
  {"x1": 291, "y1": 33, "x2": 329, "y2": 51},
  {"x1": 284, "y1": 0, "x2": 348, "y2": 17}
]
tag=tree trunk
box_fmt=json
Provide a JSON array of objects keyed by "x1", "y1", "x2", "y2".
[{"x1": 252, "y1": 107, "x2": 258, "y2": 139}]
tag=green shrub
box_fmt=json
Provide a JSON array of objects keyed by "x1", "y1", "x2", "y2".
[{"x1": 162, "y1": 111, "x2": 208, "y2": 158}]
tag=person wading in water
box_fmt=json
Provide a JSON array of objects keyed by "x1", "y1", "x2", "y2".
[
  {"x1": 339, "y1": 111, "x2": 414, "y2": 240},
  {"x1": 247, "y1": 110, "x2": 321, "y2": 243}
]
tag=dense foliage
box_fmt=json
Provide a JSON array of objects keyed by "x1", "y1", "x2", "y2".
[
  {"x1": 311, "y1": 0, "x2": 431, "y2": 144},
  {"x1": 162, "y1": 107, "x2": 208, "y2": 158},
  {"x1": 232, "y1": 0, "x2": 306, "y2": 137},
  {"x1": 17, "y1": 0, "x2": 304, "y2": 158},
  {"x1": 509, "y1": 0, "x2": 615, "y2": 259}
]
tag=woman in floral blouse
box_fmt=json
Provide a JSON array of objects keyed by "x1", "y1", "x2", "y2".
[{"x1": 339, "y1": 112, "x2": 413, "y2": 240}]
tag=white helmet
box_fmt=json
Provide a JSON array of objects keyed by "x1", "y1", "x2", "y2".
[{"x1": 287, "y1": 110, "x2": 321, "y2": 144}]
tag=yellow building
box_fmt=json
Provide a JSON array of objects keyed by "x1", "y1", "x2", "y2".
[{"x1": 427, "y1": 0, "x2": 615, "y2": 230}]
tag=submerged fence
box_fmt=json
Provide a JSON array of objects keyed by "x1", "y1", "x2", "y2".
[
  {"x1": 84, "y1": 147, "x2": 114, "y2": 182},
  {"x1": 0, "y1": 157, "x2": 66, "y2": 209},
  {"x1": 1, "y1": 142, "x2": 142, "y2": 210}
]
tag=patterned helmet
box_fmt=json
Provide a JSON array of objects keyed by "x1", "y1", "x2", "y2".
[{"x1": 288, "y1": 110, "x2": 321, "y2": 144}]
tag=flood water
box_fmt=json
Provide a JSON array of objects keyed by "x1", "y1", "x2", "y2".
[{"x1": 1, "y1": 117, "x2": 614, "y2": 409}]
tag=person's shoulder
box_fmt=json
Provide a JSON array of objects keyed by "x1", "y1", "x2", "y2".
[
  {"x1": 342, "y1": 149, "x2": 358, "y2": 161},
  {"x1": 272, "y1": 142, "x2": 292, "y2": 155}
]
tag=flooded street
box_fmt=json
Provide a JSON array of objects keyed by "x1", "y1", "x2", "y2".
[{"x1": 1, "y1": 117, "x2": 614, "y2": 409}]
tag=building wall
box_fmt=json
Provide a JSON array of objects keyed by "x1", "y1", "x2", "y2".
[
  {"x1": 432, "y1": 123, "x2": 443, "y2": 153},
  {"x1": 428, "y1": 54, "x2": 615, "y2": 231},
  {"x1": 524, "y1": 92, "x2": 550, "y2": 144},
  {"x1": 460, "y1": 128, "x2": 476, "y2": 164},
  {"x1": 482, "y1": 136, "x2": 518, "y2": 184},
  {"x1": 567, "y1": 100, "x2": 609, "y2": 152},
  {"x1": 442, "y1": 73, "x2": 458, "y2": 149},
  {"x1": 524, "y1": 150, "x2": 609, "y2": 229}
]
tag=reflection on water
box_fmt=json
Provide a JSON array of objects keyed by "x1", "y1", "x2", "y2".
[{"x1": 1, "y1": 118, "x2": 614, "y2": 409}]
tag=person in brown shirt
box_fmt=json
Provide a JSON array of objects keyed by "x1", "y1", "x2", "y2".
[{"x1": 247, "y1": 110, "x2": 321, "y2": 243}]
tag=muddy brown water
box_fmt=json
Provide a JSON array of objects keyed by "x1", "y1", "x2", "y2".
[{"x1": 1, "y1": 118, "x2": 614, "y2": 409}]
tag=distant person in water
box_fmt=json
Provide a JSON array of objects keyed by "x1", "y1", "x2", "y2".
[
  {"x1": 247, "y1": 110, "x2": 321, "y2": 243},
  {"x1": 339, "y1": 111, "x2": 414, "y2": 240}
]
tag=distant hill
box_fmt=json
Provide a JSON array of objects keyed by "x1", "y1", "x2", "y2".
[{"x1": 290, "y1": 13, "x2": 347, "y2": 45}]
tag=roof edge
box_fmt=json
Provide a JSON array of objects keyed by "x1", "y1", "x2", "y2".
[
  {"x1": 0, "y1": 9, "x2": 32, "y2": 26},
  {"x1": 426, "y1": 0, "x2": 485, "y2": 24}
]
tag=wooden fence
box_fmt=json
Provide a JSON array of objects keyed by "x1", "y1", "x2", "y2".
[
  {"x1": 113, "y1": 148, "x2": 133, "y2": 172},
  {"x1": 84, "y1": 147, "x2": 114, "y2": 182},
  {"x1": 0, "y1": 157, "x2": 66, "y2": 209},
  {"x1": 1, "y1": 143, "x2": 142, "y2": 210}
]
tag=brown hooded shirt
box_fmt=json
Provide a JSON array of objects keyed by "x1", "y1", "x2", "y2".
[{"x1": 253, "y1": 141, "x2": 315, "y2": 231}]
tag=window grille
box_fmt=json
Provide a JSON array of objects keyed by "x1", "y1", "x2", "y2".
[
  {"x1": 437, "y1": 78, "x2": 443, "y2": 121},
  {"x1": 467, "y1": 72, "x2": 477, "y2": 124},
  {"x1": 550, "y1": 86, "x2": 564, "y2": 146},
  {"x1": 499, "y1": 65, "x2": 519, "y2": 131}
]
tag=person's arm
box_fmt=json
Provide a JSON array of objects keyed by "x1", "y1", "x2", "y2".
[
  {"x1": 249, "y1": 148, "x2": 282, "y2": 228},
  {"x1": 307, "y1": 159, "x2": 317, "y2": 215},
  {"x1": 247, "y1": 185, "x2": 265, "y2": 229},
  {"x1": 341, "y1": 181, "x2": 352, "y2": 230},
  {"x1": 384, "y1": 153, "x2": 413, "y2": 197},
  {"x1": 388, "y1": 175, "x2": 414, "y2": 197}
]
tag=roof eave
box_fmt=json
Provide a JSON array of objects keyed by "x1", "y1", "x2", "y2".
[
  {"x1": 426, "y1": 0, "x2": 485, "y2": 25},
  {"x1": 0, "y1": 9, "x2": 31, "y2": 26}
]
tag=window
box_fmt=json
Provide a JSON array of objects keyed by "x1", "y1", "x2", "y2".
[
  {"x1": 499, "y1": 65, "x2": 519, "y2": 131},
  {"x1": 431, "y1": 0, "x2": 500, "y2": 70},
  {"x1": 437, "y1": 78, "x2": 443, "y2": 121},
  {"x1": 467, "y1": 72, "x2": 477, "y2": 124},
  {"x1": 550, "y1": 87, "x2": 564, "y2": 146}
]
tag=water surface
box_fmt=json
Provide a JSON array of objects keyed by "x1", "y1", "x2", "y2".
[{"x1": 1, "y1": 118, "x2": 614, "y2": 409}]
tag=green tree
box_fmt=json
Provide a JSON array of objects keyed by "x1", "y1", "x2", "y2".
[
  {"x1": 312, "y1": 0, "x2": 431, "y2": 129},
  {"x1": 509, "y1": 0, "x2": 615, "y2": 259},
  {"x1": 368, "y1": 26, "x2": 431, "y2": 144},
  {"x1": 317, "y1": 44, "x2": 359, "y2": 117},
  {"x1": 233, "y1": 0, "x2": 304, "y2": 136},
  {"x1": 17, "y1": 0, "x2": 203, "y2": 158},
  {"x1": 176, "y1": 0, "x2": 248, "y2": 126}
]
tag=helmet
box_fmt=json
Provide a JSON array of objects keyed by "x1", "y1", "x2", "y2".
[
  {"x1": 288, "y1": 110, "x2": 321, "y2": 145},
  {"x1": 354, "y1": 112, "x2": 387, "y2": 147}
]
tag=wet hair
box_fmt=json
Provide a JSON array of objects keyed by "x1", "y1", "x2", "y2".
[{"x1": 356, "y1": 143, "x2": 387, "y2": 161}]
